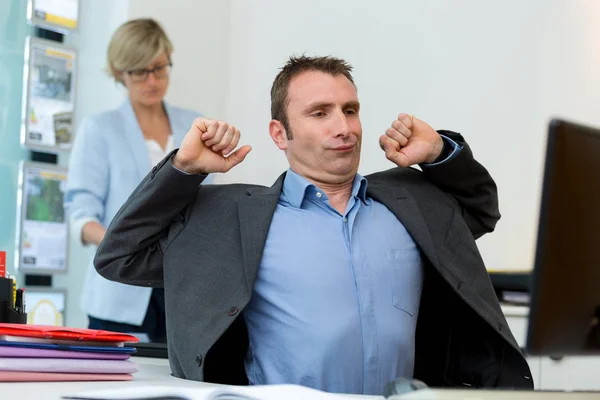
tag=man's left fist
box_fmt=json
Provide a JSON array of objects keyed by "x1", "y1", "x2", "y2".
[{"x1": 379, "y1": 113, "x2": 444, "y2": 167}]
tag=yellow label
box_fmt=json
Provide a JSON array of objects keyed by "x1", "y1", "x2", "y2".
[
  {"x1": 44, "y1": 13, "x2": 77, "y2": 29},
  {"x1": 39, "y1": 171, "x2": 67, "y2": 181},
  {"x1": 44, "y1": 48, "x2": 74, "y2": 60}
]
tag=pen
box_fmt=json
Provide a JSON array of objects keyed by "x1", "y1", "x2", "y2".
[
  {"x1": 11, "y1": 276, "x2": 16, "y2": 311},
  {"x1": 0, "y1": 251, "x2": 5, "y2": 278},
  {"x1": 15, "y1": 288, "x2": 23, "y2": 314},
  {"x1": 22, "y1": 288, "x2": 26, "y2": 314}
]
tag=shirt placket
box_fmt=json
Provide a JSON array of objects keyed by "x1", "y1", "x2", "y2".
[{"x1": 345, "y1": 198, "x2": 379, "y2": 394}]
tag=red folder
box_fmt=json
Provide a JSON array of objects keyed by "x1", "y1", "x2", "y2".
[{"x1": 0, "y1": 323, "x2": 140, "y2": 343}]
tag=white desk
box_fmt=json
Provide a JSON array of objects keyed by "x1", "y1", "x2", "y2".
[
  {"x1": 0, "y1": 357, "x2": 378, "y2": 399},
  {"x1": 1, "y1": 357, "x2": 596, "y2": 400},
  {"x1": 393, "y1": 389, "x2": 600, "y2": 399}
]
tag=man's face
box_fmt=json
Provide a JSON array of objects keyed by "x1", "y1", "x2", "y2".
[{"x1": 277, "y1": 71, "x2": 362, "y2": 185}]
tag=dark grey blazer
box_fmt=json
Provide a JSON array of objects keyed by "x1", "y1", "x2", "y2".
[{"x1": 95, "y1": 131, "x2": 533, "y2": 389}]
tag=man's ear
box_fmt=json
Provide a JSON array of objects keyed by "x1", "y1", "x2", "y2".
[{"x1": 269, "y1": 120, "x2": 288, "y2": 150}]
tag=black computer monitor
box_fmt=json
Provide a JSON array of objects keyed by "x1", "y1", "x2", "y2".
[{"x1": 526, "y1": 118, "x2": 600, "y2": 355}]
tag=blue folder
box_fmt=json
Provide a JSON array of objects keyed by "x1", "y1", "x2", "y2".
[{"x1": 0, "y1": 340, "x2": 137, "y2": 353}]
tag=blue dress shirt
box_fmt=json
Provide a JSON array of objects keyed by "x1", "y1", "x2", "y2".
[{"x1": 243, "y1": 137, "x2": 462, "y2": 395}]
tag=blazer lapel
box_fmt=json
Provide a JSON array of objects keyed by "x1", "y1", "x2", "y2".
[
  {"x1": 163, "y1": 101, "x2": 186, "y2": 146},
  {"x1": 367, "y1": 183, "x2": 440, "y2": 269},
  {"x1": 118, "y1": 99, "x2": 151, "y2": 180},
  {"x1": 237, "y1": 173, "x2": 285, "y2": 292}
]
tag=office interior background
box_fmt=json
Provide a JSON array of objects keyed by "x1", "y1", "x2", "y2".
[{"x1": 1, "y1": 0, "x2": 599, "y2": 391}]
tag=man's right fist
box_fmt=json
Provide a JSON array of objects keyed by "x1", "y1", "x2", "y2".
[{"x1": 172, "y1": 118, "x2": 252, "y2": 175}]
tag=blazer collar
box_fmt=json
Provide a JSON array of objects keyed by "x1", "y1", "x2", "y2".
[
  {"x1": 118, "y1": 98, "x2": 177, "y2": 180},
  {"x1": 163, "y1": 101, "x2": 187, "y2": 146},
  {"x1": 237, "y1": 173, "x2": 286, "y2": 292},
  {"x1": 366, "y1": 181, "x2": 440, "y2": 269}
]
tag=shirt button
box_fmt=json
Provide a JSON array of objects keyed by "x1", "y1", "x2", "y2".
[
  {"x1": 196, "y1": 354, "x2": 203, "y2": 366},
  {"x1": 227, "y1": 306, "x2": 239, "y2": 316},
  {"x1": 343, "y1": 217, "x2": 348, "y2": 222},
  {"x1": 316, "y1": 192, "x2": 322, "y2": 198}
]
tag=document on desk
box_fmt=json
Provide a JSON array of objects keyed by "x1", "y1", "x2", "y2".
[{"x1": 62, "y1": 384, "x2": 384, "y2": 400}]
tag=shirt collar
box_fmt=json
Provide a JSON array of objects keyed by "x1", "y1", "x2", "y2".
[{"x1": 282, "y1": 168, "x2": 369, "y2": 208}]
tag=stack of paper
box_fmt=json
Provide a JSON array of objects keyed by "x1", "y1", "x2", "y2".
[
  {"x1": 62, "y1": 384, "x2": 368, "y2": 400},
  {"x1": 0, "y1": 323, "x2": 139, "y2": 382}
]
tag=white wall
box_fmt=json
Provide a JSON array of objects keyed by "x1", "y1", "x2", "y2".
[
  {"x1": 223, "y1": 0, "x2": 600, "y2": 272},
  {"x1": 128, "y1": 0, "x2": 230, "y2": 119}
]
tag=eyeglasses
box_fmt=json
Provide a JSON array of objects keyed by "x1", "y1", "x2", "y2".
[{"x1": 127, "y1": 62, "x2": 173, "y2": 82}]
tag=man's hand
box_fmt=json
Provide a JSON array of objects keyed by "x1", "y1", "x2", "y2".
[
  {"x1": 173, "y1": 118, "x2": 252, "y2": 174},
  {"x1": 380, "y1": 113, "x2": 444, "y2": 167}
]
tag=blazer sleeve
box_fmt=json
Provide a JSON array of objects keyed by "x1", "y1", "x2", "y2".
[
  {"x1": 420, "y1": 130, "x2": 500, "y2": 240},
  {"x1": 64, "y1": 117, "x2": 109, "y2": 234},
  {"x1": 93, "y1": 151, "x2": 208, "y2": 287}
]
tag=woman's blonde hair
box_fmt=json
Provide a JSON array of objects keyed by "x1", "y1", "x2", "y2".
[{"x1": 107, "y1": 18, "x2": 173, "y2": 84}]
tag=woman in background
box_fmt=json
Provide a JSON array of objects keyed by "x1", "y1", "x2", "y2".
[{"x1": 65, "y1": 18, "x2": 209, "y2": 340}]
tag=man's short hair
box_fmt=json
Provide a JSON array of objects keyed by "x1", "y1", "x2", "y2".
[{"x1": 270, "y1": 55, "x2": 355, "y2": 139}]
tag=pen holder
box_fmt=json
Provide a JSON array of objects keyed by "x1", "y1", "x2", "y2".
[
  {"x1": 0, "y1": 302, "x2": 27, "y2": 324},
  {"x1": 8, "y1": 308, "x2": 27, "y2": 324},
  {"x1": 0, "y1": 277, "x2": 27, "y2": 324}
]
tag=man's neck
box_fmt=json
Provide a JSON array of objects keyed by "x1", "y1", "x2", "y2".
[{"x1": 305, "y1": 175, "x2": 355, "y2": 215}]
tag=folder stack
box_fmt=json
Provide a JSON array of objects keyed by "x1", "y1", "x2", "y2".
[{"x1": 0, "y1": 323, "x2": 139, "y2": 382}]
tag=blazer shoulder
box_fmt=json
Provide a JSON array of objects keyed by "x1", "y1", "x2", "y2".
[
  {"x1": 76, "y1": 107, "x2": 125, "y2": 142},
  {"x1": 365, "y1": 166, "x2": 455, "y2": 207},
  {"x1": 199, "y1": 182, "x2": 267, "y2": 197},
  {"x1": 365, "y1": 166, "x2": 424, "y2": 184},
  {"x1": 168, "y1": 104, "x2": 202, "y2": 123},
  {"x1": 84, "y1": 106, "x2": 122, "y2": 126}
]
